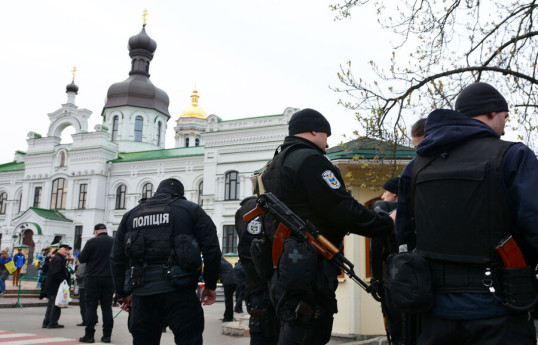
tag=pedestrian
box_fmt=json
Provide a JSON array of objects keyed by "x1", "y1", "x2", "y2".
[
  {"x1": 234, "y1": 260, "x2": 247, "y2": 313},
  {"x1": 220, "y1": 257, "x2": 237, "y2": 322},
  {"x1": 235, "y1": 196, "x2": 280, "y2": 345},
  {"x1": 75, "y1": 261, "x2": 88, "y2": 327},
  {"x1": 396, "y1": 82, "x2": 538, "y2": 344},
  {"x1": 0, "y1": 251, "x2": 12, "y2": 295},
  {"x1": 78, "y1": 223, "x2": 115, "y2": 343},
  {"x1": 110, "y1": 178, "x2": 221, "y2": 345},
  {"x1": 42, "y1": 244, "x2": 71, "y2": 329},
  {"x1": 12, "y1": 248, "x2": 25, "y2": 286},
  {"x1": 410, "y1": 118, "x2": 426, "y2": 148},
  {"x1": 260, "y1": 108, "x2": 394, "y2": 345},
  {"x1": 36, "y1": 249, "x2": 47, "y2": 289}
]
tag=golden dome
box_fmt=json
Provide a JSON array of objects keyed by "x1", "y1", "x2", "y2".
[{"x1": 180, "y1": 90, "x2": 207, "y2": 119}]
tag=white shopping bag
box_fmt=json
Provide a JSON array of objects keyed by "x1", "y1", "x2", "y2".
[{"x1": 55, "y1": 280, "x2": 72, "y2": 308}]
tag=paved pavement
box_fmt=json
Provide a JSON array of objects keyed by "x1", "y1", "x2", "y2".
[{"x1": 0, "y1": 280, "x2": 359, "y2": 345}]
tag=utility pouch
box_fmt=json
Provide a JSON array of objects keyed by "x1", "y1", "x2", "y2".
[
  {"x1": 250, "y1": 237, "x2": 274, "y2": 281},
  {"x1": 497, "y1": 266, "x2": 538, "y2": 311},
  {"x1": 125, "y1": 231, "x2": 145, "y2": 259},
  {"x1": 277, "y1": 237, "x2": 318, "y2": 293},
  {"x1": 130, "y1": 265, "x2": 145, "y2": 288},
  {"x1": 388, "y1": 252, "x2": 434, "y2": 314},
  {"x1": 174, "y1": 234, "x2": 202, "y2": 272},
  {"x1": 164, "y1": 265, "x2": 196, "y2": 289}
]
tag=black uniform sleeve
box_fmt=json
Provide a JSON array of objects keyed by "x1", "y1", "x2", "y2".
[
  {"x1": 110, "y1": 212, "x2": 130, "y2": 297},
  {"x1": 78, "y1": 239, "x2": 92, "y2": 264},
  {"x1": 193, "y1": 206, "x2": 221, "y2": 290},
  {"x1": 297, "y1": 154, "x2": 393, "y2": 240}
]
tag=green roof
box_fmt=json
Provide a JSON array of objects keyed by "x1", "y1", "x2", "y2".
[
  {"x1": 29, "y1": 207, "x2": 72, "y2": 222},
  {"x1": 111, "y1": 146, "x2": 205, "y2": 163},
  {"x1": 326, "y1": 137, "x2": 416, "y2": 160},
  {"x1": 0, "y1": 161, "x2": 25, "y2": 172}
]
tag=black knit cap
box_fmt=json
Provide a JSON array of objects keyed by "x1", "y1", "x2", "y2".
[
  {"x1": 289, "y1": 108, "x2": 331, "y2": 136},
  {"x1": 156, "y1": 178, "x2": 184, "y2": 196},
  {"x1": 383, "y1": 177, "x2": 400, "y2": 195},
  {"x1": 455, "y1": 82, "x2": 508, "y2": 117}
]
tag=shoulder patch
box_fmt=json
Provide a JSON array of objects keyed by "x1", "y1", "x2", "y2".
[
  {"x1": 322, "y1": 170, "x2": 341, "y2": 189},
  {"x1": 247, "y1": 219, "x2": 262, "y2": 235}
]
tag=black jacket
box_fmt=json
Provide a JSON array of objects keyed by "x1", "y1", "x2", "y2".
[
  {"x1": 110, "y1": 191, "x2": 221, "y2": 297},
  {"x1": 79, "y1": 232, "x2": 114, "y2": 277},
  {"x1": 219, "y1": 258, "x2": 237, "y2": 286},
  {"x1": 264, "y1": 136, "x2": 393, "y2": 245},
  {"x1": 44, "y1": 253, "x2": 69, "y2": 297}
]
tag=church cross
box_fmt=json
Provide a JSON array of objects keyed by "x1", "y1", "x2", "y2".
[
  {"x1": 142, "y1": 9, "x2": 148, "y2": 25},
  {"x1": 72, "y1": 66, "x2": 77, "y2": 81}
]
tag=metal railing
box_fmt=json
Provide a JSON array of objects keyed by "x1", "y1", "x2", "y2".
[{"x1": 16, "y1": 275, "x2": 43, "y2": 308}]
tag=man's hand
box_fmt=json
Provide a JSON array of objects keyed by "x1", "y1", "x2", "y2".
[
  {"x1": 200, "y1": 288, "x2": 216, "y2": 306},
  {"x1": 119, "y1": 295, "x2": 133, "y2": 313}
]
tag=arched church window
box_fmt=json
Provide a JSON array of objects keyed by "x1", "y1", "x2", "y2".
[
  {"x1": 0, "y1": 192, "x2": 7, "y2": 214},
  {"x1": 198, "y1": 181, "x2": 203, "y2": 206},
  {"x1": 157, "y1": 122, "x2": 162, "y2": 146},
  {"x1": 195, "y1": 138, "x2": 200, "y2": 146},
  {"x1": 115, "y1": 185, "x2": 126, "y2": 209},
  {"x1": 185, "y1": 137, "x2": 190, "y2": 147},
  {"x1": 112, "y1": 116, "x2": 119, "y2": 141},
  {"x1": 50, "y1": 178, "x2": 67, "y2": 209},
  {"x1": 224, "y1": 171, "x2": 239, "y2": 200},
  {"x1": 60, "y1": 151, "x2": 66, "y2": 167},
  {"x1": 134, "y1": 116, "x2": 143, "y2": 142},
  {"x1": 142, "y1": 183, "x2": 153, "y2": 199}
]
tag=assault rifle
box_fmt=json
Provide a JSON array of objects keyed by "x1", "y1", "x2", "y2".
[{"x1": 244, "y1": 192, "x2": 382, "y2": 302}]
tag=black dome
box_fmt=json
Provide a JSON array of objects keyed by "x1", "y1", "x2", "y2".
[
  {"x1": 103, "y1": 75, "x2": 170, "y2": 117},
  {"x1": 128, "y1": 25, "x2": 157, "y2": 54},
  {"x1": 66, "y1": 81, "x2": 79, "y2": 94}
]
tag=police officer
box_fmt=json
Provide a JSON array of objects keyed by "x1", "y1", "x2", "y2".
[
  {"x1": 396, "y1": 82, "x2": 538, "y2": 344},
  {"x1": 235, "y1": 195, "x2": 280, "y2": 345},
  {"x1": 110, "y1": 178, "x2": 221, "y2": 345},
  {"x1": 261, "y1": 108, "x2": 394, "y2": 345}
]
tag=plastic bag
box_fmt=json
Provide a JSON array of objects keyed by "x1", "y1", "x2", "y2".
[{"x1": 55, "y1": 279, "x2": 71, "y2": 308}]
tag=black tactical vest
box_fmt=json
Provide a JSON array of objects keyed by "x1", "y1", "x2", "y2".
[
  {"x1": 413, "y1": 138, "x2": 514, "y2": 292},
  {"x1": 125, "y1": 197, "x2": 176, "y2": 265}
]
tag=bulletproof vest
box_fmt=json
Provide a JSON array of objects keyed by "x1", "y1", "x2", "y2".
[
  {"x1": 125, "y1": 197, "x2": 176, "y2": 265},
  {"x1": 414, "y1": 138, "x2": 514, "y2": 265},
  {"x1": 261, "y1": 144, "x2": 299, "y2": 198}
]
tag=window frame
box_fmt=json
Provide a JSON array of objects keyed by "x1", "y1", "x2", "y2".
[
  {"x1": 112, "y1": 116, "x2": 119, "y2": 141},
  {"x1": 50, "y1": 178, "x2": 67, "y2": 210},
  {"x1": 224, "y1": 171, "x2": 239, "y2": 200},
  {"x1": 33, "y1": 187, "x2": 42, "y2": 208},
  {"x1": 0, "y1": 192, "x2": 7, "y2": 214},
  {"x1": 78, "y1": 183, "x2": 88, "y2": 209},
  {"x1": 222, "y1": 225, "x2": 238, "y2": 254},
  {"x1": 115, "y1": 185, "x2": 127, "y2": 209},
  {"x1": 134, "y1": 116, "x2": 143, "y2": 142},
  {"x1": 142, "y1": 182, "x2": 153, "y2": 199}
]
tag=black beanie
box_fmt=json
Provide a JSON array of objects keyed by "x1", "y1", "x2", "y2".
[
  {"x1": 289, "y1": 108, "x2": 331, "y2": 136},
  {"x1": 383, "y1": 177, "x2": 400, "y2": 195},
  {"x1": 156, "y1": 178, "x2": 185, "y2": 196},
  {"x1": 455, "y1": 82, "x2": 508, "y2": 117}
]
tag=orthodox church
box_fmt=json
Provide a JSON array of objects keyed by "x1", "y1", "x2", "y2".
[{"x1": 0, "y1": 24, "x2": 293, "y2": 265}]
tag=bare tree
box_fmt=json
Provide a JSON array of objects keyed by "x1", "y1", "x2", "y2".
[{"x1": 330, "y1": 0, "x2": 538, "y2": 153}]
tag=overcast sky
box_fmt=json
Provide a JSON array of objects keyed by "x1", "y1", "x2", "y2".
[{"x1": 0, "y1": 1, "x2": 394, "y2": 164}]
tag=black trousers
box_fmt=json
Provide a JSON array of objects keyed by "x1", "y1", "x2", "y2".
[
  {"x1": 418, "y1": 312, "x2": 537, "y2": 345},
  {"x1": 278, "y1": 316, "x2": 333, "y2": 345},
  {"x1": 235, "y1": 284, "x2": 246, "y2": 312},
  {"x1": 85, "y1": 276, "x2": 114, "y2": 337},
  {"x1": 223, "y1": 284, "x2": 236, "y2": 321},
  {"x1": 43, "y1": 295, "x2": 62, "y2": 326},
  {"x1": 248, "y1": 291, "x2": 279, "y2": 345},
  {"x1": 129, "y1": 290, "x2": 204, "y2": 345},
  {"x1": 79, "y1": 287, "x2": 87, "y2": 324}
]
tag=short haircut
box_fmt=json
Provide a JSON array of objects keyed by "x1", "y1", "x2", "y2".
[{"x1": 411, "y1": 118, "x2": 426, "y2": 138}]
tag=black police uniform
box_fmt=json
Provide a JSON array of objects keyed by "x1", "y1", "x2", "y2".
[
  {"x1": 78, "y1": 230, "x2": 115, "y2": 341},
  {"x1": 220, "y1": 257, "x2": 237, "y2": 322},
  {"x1": 110, "y1": 179, "x2": 221, "y2": 345},
  {"x1": 262, "y1": 135, "x2": 393, "y2": 345},
  {"x1": 235, "y1": 196, "x2": 280, "y2": 345}
]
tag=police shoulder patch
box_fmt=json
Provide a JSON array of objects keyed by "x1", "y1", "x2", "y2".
[
  {"x1": 247, "y1": 219, "x2": 262, "y2": 235},
  {"x1": 322, "y1": 170, "x2": 341, "y2": 189}
]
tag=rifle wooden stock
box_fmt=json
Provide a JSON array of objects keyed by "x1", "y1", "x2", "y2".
[
  {"x1": 495, "y1": 235, "x2": 527, "y2": 268},
  {"x1": 306, "y1": 233, "x2": 335, "y2": 260},
  {"x1": 244, "y1": 205, "x2": 265, "y2": 223},
  {"x1": 272, "y1": 224, "x2": 291, "y2": 267}
]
